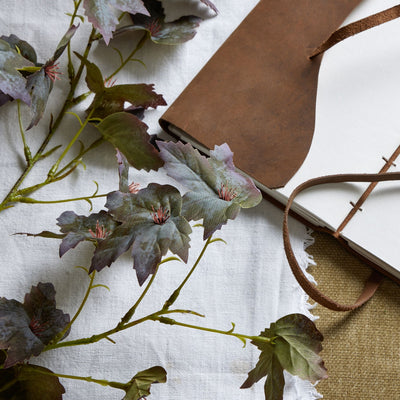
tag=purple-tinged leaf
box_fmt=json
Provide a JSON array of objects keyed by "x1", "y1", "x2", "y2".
[
  {"x1": 51, "y1": 24, "x2": 79, "y2": 63},
  {"x1": 0, "y1": 363, "x2": 65, "y2": 399},
  {"x1": 57, "y1": 210, "x2": 118, "y2": 257},
  {"x1": 16, "y1": 230, "x2": 66, "y2": 240},
  {"x1": 0, "y1": 90, "x2": 12, "y2": 106},
  {"x1": 0, "y1": 283, "x2": 69, "y2": 368},
  {"x1": 0, "y1": 298, "x2": 43, "y2": 368},
  {"x1": 116, "y1": 148, "x2": 130, "y2": 192},
  {"x1": 77, "y1": 54, "x2": 166, "y2": 118},
  {"x1": 123, "y1": 366, "x2": 167, "y2": 400},
  {"x1": 96, "y1": 112, "x2": 164, "y2": 171},
  {"x1": 241, "y1": 314, "x2": 327, "y2": 400},
  {"x1": 128, "y1": 0, "x2": 202, "y2": 45},
  {"x1": 26, "y1": 68, "x2": 52, "y2": 130},
  {"x1": 25, "y1": 26, "x2": 77, "y2": 129},
  {"x1": 158, "y1": 141, "x2": 262, "y2": 239},
  {"x1": 0, "y1": 34, "x2": 37, "y2": 64},
  {"x1": 83, "y1": 0, "x2": 150, "y2": 45},
  {"x1": 90, "y1": 184, "x2": 191, "y2": 285},
  {"x1": 0, "y1": 38, "x2": 34, "y2": 105},
  {"x1": 23, "y1": 282, "x2": 70, "y2": 345}
]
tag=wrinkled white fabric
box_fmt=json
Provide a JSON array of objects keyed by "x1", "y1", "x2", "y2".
[{"x1": 0, "y1": 1, "x2": 320, "y2": 399}]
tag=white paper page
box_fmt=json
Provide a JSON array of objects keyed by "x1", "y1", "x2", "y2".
[{"x1": 276, "y1": 0, "x2": 400, "y2": 237}]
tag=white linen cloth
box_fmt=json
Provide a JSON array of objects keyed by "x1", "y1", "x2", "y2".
[{"x1": 0, "y1": 1, "x2": 320, "y2": 399}]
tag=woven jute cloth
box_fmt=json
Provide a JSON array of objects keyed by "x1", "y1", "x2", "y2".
[{"x1": 308, "y1": 232, "x2": 400, "y2": 399}]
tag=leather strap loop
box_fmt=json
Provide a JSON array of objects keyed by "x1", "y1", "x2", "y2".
[
  {"x1": 283, "y1": 172, "x2": 400, "y2": 311},
  {"x1": 310, "y1": 4, "x2": 400, "y2": 58}
]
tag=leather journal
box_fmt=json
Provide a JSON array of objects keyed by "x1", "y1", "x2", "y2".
[{"x1": 159, "y1": 0, "x2": 400, "y2": 310}]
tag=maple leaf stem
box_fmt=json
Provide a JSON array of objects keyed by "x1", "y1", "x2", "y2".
[
  {"x1": 106, "y1": 31, "x2": 148, "y2": 81},
  {"x1": 153, "y1": 318, "x2": 272, "y2": 345},
  {"x1": 51, "y1": 271, "x2": 97, "y2": 345},
  {"x1": 67, "y1": 0, "x2": 83, "y2": 80},
  {"x1": 17, "y1": 100, "x2": 32, "y2": 165},
  {"x1": 30, "y1": 365, "x2": 127, "y2": 390},
  {"x1": 0, "y1": 27, "x2": 96, "y2": 213},
  {"x1": 48, "y1": 108, "x2": 95, "y2": 177},
  {"x1": 162, "y1": 235, "x2": 213, "y2": 310},
  {"x1": 44, "y1": 309, "x2": 199, "y2": 351},
  {"x1": 119, "y1": 263, "x2": 161, "y2": 326}
]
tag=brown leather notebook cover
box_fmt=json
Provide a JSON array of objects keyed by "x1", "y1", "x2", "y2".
[
  {"x1": 159, "y1": 1, "x2": 400, "y2": 309},
  {"x1": 159, "y1": 0, "x2": 362, "y2": 189}
]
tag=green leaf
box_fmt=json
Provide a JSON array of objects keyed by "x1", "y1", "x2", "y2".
[
  {"x1": 96, "y1": 112, "x2": 163, "y2": 171},
  {"x1": 74, "y1": 52, "x2": 104, "y2": 93},
  {"x1": 0, "y1": 39, "x2": 33, "y2": 105},
  {"x1": 83, "y1": 0, "x2": 150, "y2": 45},
  {"x1": 0, "y1": 364, "x2": 65, "y2": 400},
  {"x1": 0, "y1": 34, "x2": 37, "y2": 64},
  {"x1": 90, "y1": 184, "x2": 192, "y2": 285},
  {"x1": 123, "y1": 366, "x2": 166, "y2": 400},
  {"x1": 127, "y1": 0, "x2": 202, "y2": 45},
  {"x1": 158, "y1": 141, "x2": 262, "y2": 239},
  {"x1": 241, "y1": 314, "x2": 327, "y2": 400}
]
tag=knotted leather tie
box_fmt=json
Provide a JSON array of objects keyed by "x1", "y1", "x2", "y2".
[{"x1": 284, "y1": 5, "x2": 400, "y2": 311}]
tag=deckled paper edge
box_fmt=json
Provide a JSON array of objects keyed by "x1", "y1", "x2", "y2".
[{"x1": 294, "y1": 226, "x2": 323, "y2": 400}]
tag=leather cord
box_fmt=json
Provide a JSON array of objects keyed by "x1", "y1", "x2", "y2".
[
  {"x1": 310, "y1": 4, "x2": 400, "y2": 59},
  {"x1": 283, "y1": 172, "x2": 400, "y2": 311}
]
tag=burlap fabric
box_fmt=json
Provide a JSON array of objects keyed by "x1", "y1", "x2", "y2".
[{"x1": 308, "y1": 232, "x2": 400, "y2": 399}]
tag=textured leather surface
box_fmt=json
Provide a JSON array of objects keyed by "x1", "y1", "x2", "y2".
[{"x1": 160, "y1": 0, "x2": 362, "y2": 189}]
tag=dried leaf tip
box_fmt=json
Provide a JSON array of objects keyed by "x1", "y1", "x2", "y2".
[
  {"x1": 218, "y1": 183, "x2": 237, "y2": 201},
  {"x1": 151, "y1": 205, "x2": 170, "y2": 225},
  {"x1": 89, "y1": 221, "x2": 110, "y2": 239}
]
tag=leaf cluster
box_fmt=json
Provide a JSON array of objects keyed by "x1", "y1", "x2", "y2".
[
  {"x1": 241, "y1": 314, "x2": 328, "y2": 399},
  {"x1": 0, "y1": 26, "x2": 77, "y2": 129}
]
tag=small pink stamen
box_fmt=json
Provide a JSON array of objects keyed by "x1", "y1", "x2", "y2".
[
  {"x1": 29, "y1": 317, "x2": 49, "y2": 337},
  {"x1": 45, "y1": 63, "x2": 61, "y2": 82},
  {"x1": 151, "y1": 205, "x2": 170, "y2": 225},
  {"x1": 104, "y1": 77, "x2": 117, "y2": 87},
  {"x1": 89, "y1": 221, "x2": 110, "y2": 239},
  {"x1": 128, "y1": 182, "x2": 140, "y2": 194},
  {"x1": 146, "y1": 19, "x2": 162, "y2": 37},
  {"x1": 218, "y1": 183, "x2": 237, "y2": 201}
]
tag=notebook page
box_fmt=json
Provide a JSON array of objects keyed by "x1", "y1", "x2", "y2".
[{"x1": 276, "y1": 0, "x2": 400, "y2": 237}]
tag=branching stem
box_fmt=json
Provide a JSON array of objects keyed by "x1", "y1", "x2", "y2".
[
  {"x1": 31, "y1": 366, "x2": 126, "y2": 390},
  {"x1": 163, "y1": 235, "x2": 213, "y2": 310}
]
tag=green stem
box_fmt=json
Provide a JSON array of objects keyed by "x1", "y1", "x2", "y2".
[
  {"x1": 67, "y1": 0, "x2": 83, "y2": 80},
  {"x1": 53, "y1": 272, "x2": 96, "y2": 344},
  {"x1": 119, "y1": 264, "x2": 161, "y2": 327},
  {"x1": 44, "y1": 309, "x2": 198, "y2": 351},
  {"x1": 18, "y1": 193, "x2": 107, "y2": 205},
  {"x1": 0, "y1": 27, "x2": 96, "y2": 212},
  {"x1": 17, "y1": 101, "x2": 32, "y2": 165},
  {"x1": 154, "y1": 317, "x2": 271, "y2": 345},
  {"x1": 31, "y1": 366, "x2": 126, "y2": 390},
  {"x1": 106, "y1": 31, "x2": 148, "y2": 81},
  {"x1": 163, "y1": 235, "x2": 213, "y2": 310},
  {"x1": 48, "y1": 108, "x2": 94, "y2": 177}
]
